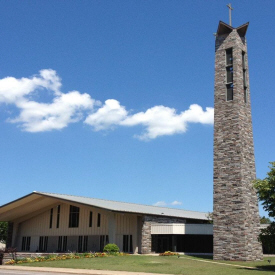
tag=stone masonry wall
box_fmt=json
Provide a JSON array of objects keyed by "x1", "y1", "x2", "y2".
[
  {"x1": 213, "y1": 26, "x2": 263, "y2": 261},
  {"x1": 140, "y1": 215, "x2": 186, "y2": 254}
]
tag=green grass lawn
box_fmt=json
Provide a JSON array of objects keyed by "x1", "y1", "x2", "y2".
[{"x1": 20, "y1": 255, "x2": 275, "y2": 275}]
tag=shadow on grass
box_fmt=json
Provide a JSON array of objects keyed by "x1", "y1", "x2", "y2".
[
  {"x1": 181, "y1": 255, "x2": 275, "y2": 272},
  {"x1": 255, "y1": 265, "x2": 275, "y2": 272},
  {"x1": 237, "y1": 265, "x2": 275, "y2": 272},
  {"x1": 183, "y1": 254, "x2": 213, "y2": 260}
]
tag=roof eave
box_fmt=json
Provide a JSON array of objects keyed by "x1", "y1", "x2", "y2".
[
  {"x1": 216, "y1": 20, "x2": 233, "y2": 36},
  {"x1": 236, "y1": 22, "x2": 249, "y2": 37}
]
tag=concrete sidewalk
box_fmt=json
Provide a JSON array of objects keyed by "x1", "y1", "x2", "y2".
[{"x1": 0, "y1": 265, "x2": 172, "y2": 275}]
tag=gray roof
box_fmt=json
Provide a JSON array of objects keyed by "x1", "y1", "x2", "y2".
[{"x1": 35, "y1": 191, "x2": 208, "y2": 221}]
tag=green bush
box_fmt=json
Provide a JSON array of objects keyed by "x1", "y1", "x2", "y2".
[{"x1": 103, "y1": 243, "x2": 119, "y2": 253}]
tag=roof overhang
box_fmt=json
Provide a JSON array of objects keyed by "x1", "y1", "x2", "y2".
[
  {"x1": 0, "y1": 191, "x2": 209, "y2": 222},
  {"x1": 236, "y1": 22, "x2": 249, "y2": 37},
  {"x1": 216, "y1": 21, "x2": 249, "y2": 37},
  {"x1": 0, "y1": 192, "x2": 61, "y2": 222},
  {"x1": 217, "y1": 21, "x2": 233, "y2": 36}
]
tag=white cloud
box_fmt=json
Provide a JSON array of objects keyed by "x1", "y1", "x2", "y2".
[
  {"x1": 10, "y1": 91, "x2": 95, "y2": 132},
  {"x1": 0, "y1": 69, "x2": 214, "y2": 138},
  {"x1": 86, "y1": 101, "x2": 213, "y2": 140},
  {"x1": 153, "y1": 201, "x2": 167, "y2": 207},
  {"x1": 153, "y1": 201, "x2": 183, "y2": 207},
  {"x1": 0, "y1": 70, "x2": 96, "y2": 132},
  {"x1": 121, "y1": 104, "x2": 213, "y2": 140},
  {"x1": 171, "y1": 200, "x2": 182, "y2": 205},
  {"x1": 84, "y1": 99, "x2": 128, "y2": 131},
  {"x1": 0, "y1": 69, "x2": 61, "y2": 104}
]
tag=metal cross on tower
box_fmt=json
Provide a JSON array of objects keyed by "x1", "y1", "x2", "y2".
[{"x1": 226, "y1": 3, "x2": 233, "y2": 26}]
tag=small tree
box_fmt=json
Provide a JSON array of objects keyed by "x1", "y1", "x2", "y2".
[
  {"x1": 260, "y1": 216, "x2": 272, "y2": 224},
  {"x1": 254, "y1": 162, "x2": 275, "y2": 218},
  {"x1": 0, "y1": 222, "x2": 8, "y2": 244},
  {"x1": 254, "y1": 162, "x2": 275, "y2": 253}
]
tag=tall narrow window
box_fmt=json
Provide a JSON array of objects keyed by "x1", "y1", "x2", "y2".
[
  {"x1": 242, "y1": 51, "x2": 247, "y2": 103},
  {"x1": 78, "y1": 236, "x2": 88, "y2": 252},
  {"x1": 123, "y1": 235, "x2": 133, "y2": 253},
  {"x1": 100, "y1": 235, "x2": 108, "y2": 251},
  {"x1": 39, "y1": 236, "x2": 44, "y2": 251},
  {"x1": 44, "y1": 236, "x2": 48, "y2": 251},
  {"x1": 97, "y1": 213, "x2": 101, "y2": 227},
  {"x1": 226, "y1": 48, "x2": 233, "y2": 101},
  {"x1": 226, "y1": 48, "x2": 233, "y2": 65},
  {"x1": 26, "y1": 237, "x2": 31, "y2": 251},
  {"x1": 58, "y1": 236, "x2": 62, "y2": 251},
  {"x1": 226, "y1": 66, "x2": 233, "y2": 83},
  {"x1": 69, "y1": 205, "x2": 80, "y2": 228},
  {"x1": 83, "y1": 236, "x2": 88, "y2": 252},
  {"x1": 123, "y1": 235, "x2": 128, "y2": 252},
  {"x1": 49, "y1": 208, "x2": 53, "y2": 229},
  {"x1": 226, "y1": 83, "x2": 233, "y2": 101},
  {"x1": 89, "y1": 211, "x2": 93, "y2": 227},
  {"x1": 58, "y1": 236, "x2": 67, "y2": 252},
  {"x1": 78, "y1": 236, "x2": 83, "y2": 252},
  {"x1": 39, "y1": 236, "x2": 48, "y2": 252},
  {"x1": 56, "y1": 205, "x2": 60, "y2": 228},
  {"x1": 63, "y1": 236, "x2": 67, "y2": 251},
  {"x1": 22, "y1": 236, "x2": 31, "y2": 251}
]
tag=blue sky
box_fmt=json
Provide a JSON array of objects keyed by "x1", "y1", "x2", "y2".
[{"x1": 0, "y1": 1, "x2": 274, "y2": 217}]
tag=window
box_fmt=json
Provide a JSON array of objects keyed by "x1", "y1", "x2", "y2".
[
  {"x1": 242, "y1": 51, "x2": 247, "y2": 103},
  {"x1": 39, "y1": 236, "x2": 48, "y2": 252},
  {"x1": 242, "y1": 51, "x2": 246, "y2": 69},
  {"x1": 226, "y1": 48, "x2": 233, "y2": 65},
  {"x1": 244, "y1": 88, "x2": 247, "y2": 103},
  {"x1": 58, "y1": 236, "x2": 67, "y2": 252},
  {"x1": 49, "y1": 208, "x2": 53, "y2": 229},
  {"x1": 69, "y1": 205, "x2": 80, "y2": 228},
  {"x1": 226, "y1": 48, "x2": 233, "y2": 101},
  {"x1": 89, "y1": 211, "x2": 93, "y2": 227},
  {"x1": 100, "y1": 235, "x2": 109, "y2": 251},
  {"x1": 78, "y1": 235, "x2": 88, "y2": 252},
  {"x1": 63, "y1": 236, "x2": 67, "y2": 251},
  {"x1": 56, "y1": 205, "x2": 60, "y2": 228},
  {"x1": 123, "y1": 235, "x2": 133, "y2": 253},
  {"x1": 226, "y1": 83, "x2": 233, "y2": 101},
  {"x1": 97, "y1": 213, "x2": 101, "y2": 227},
  {"x1": 58, "y1": 236, "x2": 62, "y2": 251},
  {"x1": 78, "y1": 236, "x2": 83, "y2": 252},
  {"x1": 243, "y1": 70, "x2": 247, "y2": 87},
  {"x1": 21, "y1": 236, "x2": 31, "y2": 251},
  {"x1": 83, "y1": 236, "x2": 88, "y2": 251},
  {"x1": 226, "y1": 66, "x2": 233, "y2": 83}
]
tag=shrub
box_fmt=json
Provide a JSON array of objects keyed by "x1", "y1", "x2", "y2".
[{"x1": 103, "y1": 243, "x2": 119, "y2": 253}]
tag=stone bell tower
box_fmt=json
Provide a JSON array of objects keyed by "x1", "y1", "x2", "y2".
[{"x1": 213, "y1": 20, "x2": 263, "y2": 261}]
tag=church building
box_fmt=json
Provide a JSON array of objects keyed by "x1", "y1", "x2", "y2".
[
  {"x1": 0, "y1": 17, "x2": 264, "y2": 259},
  {"x1": 0, "y1": 191, "x2": 212, "y2": 254}
]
